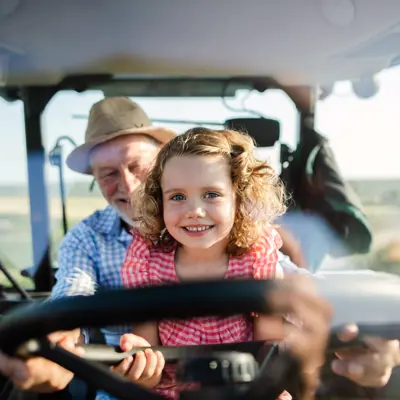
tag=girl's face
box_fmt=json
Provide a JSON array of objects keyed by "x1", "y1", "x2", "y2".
[{"x1": 161, "y1": 155, "x2": 236, "y2": 252}]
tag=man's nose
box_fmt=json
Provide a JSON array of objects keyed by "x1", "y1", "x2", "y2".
[{"x1": 119, "y1": 170, "x2": 139, "y2": 194}]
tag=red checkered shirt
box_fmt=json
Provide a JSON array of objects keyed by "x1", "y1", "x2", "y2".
[{"x1": 122, "y1": 229, "x2": 291, "y2": 400}]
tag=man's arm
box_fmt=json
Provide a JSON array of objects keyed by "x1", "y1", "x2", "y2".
[
  {"x1": 279, "y1": 251, "x2": 400, "y2": 390},
  {"x1": 52, "y1": 225, "x2": 98, "y2": 300},
  {"x1": 276, "y1": 226, "x2": 308, "y2": 269},
  {"x1": 52, "y1": 224, "x2": 99, "y2": 344}
]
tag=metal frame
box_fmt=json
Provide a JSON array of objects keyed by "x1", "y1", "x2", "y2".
[{"x1": 22, "y1": 87, "x2": 57, "y2": 291}]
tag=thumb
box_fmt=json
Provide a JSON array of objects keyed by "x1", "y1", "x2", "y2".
[
  {"x1": 332, "y1": 359, "x2": 364, "y2": 380},
  {"x1": 58, "y1": 336, "x2": 85, "y2": 357},
  {"x1": 120, "y1": 334, "x2": 150, "y2": 352},
  {"x1": 48, "y1": 329, "x2": 80, "y2": 344},
  {"x1": 337, "y1": 324, "x2": 359, "y2": 343}
]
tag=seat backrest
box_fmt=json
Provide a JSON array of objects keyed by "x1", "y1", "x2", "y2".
[
  {"x1": 224, "y1": 117, "x2": 280, "y2": 148},
  {"x1": 224, "y1": 117, "x2": 294, "y2": 182}
]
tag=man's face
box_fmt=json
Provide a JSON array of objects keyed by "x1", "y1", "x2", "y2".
[{"x1": 91, "y1": 134, "x2": 160, "y2": 223}]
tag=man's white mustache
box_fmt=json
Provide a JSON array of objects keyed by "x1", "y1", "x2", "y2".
[{"x1": 111, "y1": 205, "x2": 135, "y2": 227}]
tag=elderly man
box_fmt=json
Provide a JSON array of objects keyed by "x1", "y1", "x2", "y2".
[{"x1": 0, "y1": 97, "x2": 398, "y2": 398}]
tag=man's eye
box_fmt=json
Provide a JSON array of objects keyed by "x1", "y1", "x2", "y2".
[
  {"x1": 100, "y1": 172, "x2": 117, "y2": 179},
  {"x1": 205, "y1": 192, "x2": 220, "y2": 199},
  {"x1": 171, "y1": 194, "x2": 185, "y2": 201},
  {"x1": 129, "y1": 164, "x2": 139, "y2": 173}
]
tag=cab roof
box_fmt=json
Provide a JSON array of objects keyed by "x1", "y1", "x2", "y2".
[{"x1": 1, "y1": 0, "x2": 400, "y2": 88}]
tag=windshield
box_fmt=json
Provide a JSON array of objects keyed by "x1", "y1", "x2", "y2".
[{"x1": 1, "y1": 66, "x2": 400, "y2": 288}]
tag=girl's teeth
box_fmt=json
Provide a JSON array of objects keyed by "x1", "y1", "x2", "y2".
[{"x1": 186, "y1": 226, "x2": 210, "y2": 232}]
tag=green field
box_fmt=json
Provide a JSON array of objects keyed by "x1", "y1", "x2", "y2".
[
  {"x1": 0, "y1": 196, "x2": 107, "y2": 288},
  {"x1": 1, "y1": 194, "x2": 400, "y2": 289}
]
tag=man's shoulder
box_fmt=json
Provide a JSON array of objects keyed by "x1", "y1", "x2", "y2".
[
  {"x1": 61, "y1": 206, "x2": 120, "y2": 245},
  {"x1": 81, "y1": 205, "x2": 118, "y2": 229}
]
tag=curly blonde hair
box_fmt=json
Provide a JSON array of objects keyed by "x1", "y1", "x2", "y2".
[{"x1": 131, "y1": 127, "x2": 287, "y2": 256}]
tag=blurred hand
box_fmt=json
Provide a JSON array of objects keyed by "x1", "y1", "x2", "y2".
[
  {"x1": 271, "y1": 276, "x2": 333, "y2": 400},
  {"x1": 0, "y1": 329, "x2": 83, "y2": 393},
  {"x1": 332, "y1": 324, "x2": 400, "y2": 387}
]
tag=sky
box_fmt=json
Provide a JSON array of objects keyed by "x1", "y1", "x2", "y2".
[{"x1": 2, "y1": 66, "x2": 400, "y2": 187}]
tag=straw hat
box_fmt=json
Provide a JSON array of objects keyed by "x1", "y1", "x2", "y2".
[{"x1": 66, "y1": 97, "x2": 177, "y2": 174}]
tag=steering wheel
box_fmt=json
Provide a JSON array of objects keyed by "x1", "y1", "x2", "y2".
[{"x1": 0, "y1": 279, "x2": 396, "y2": 400}]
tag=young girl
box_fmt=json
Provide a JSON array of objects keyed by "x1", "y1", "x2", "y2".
[{"x1": 120, "y1": 127, "x2": 289, "y2": 399}]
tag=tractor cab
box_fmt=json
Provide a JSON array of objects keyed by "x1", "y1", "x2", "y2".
[{"x1": 1, "y1": 1, "x2": 400, "y2": 398}]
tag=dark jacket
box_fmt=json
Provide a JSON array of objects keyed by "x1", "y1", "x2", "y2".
[{"x1": 281, "y1": 126, "x2": 373, "y2": 257}]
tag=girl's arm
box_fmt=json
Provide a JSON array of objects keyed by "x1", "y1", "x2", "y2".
[{"x1": 133, "y1": 322, "x2": 161, "y2": 346}]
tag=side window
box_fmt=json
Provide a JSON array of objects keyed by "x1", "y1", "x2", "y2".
[
  {"x1": 315, "y1": 67, "x2": 400, "y2": 251},
  {"x1": 0, "y1": 98, "x2": 33, "y2": 288}
]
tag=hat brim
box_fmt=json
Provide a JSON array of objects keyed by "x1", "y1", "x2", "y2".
[{"x1": 66, "y1": 126, "x2": 176, "y2": 174}]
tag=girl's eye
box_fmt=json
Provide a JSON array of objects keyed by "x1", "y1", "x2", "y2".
[
  {"x1": 171, "y1": 194, "x2": 185, "y2": 201},
  {"x1": 205, "y1": 192, "x2": 220, "y2": 199}
]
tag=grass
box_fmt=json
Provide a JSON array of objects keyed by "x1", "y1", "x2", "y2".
[{"x1": 0, "y1": 196, "x2": 106, "y2": 289}]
